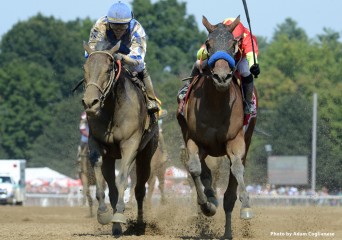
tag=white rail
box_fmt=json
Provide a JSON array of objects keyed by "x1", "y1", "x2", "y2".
[{"x1": 23, "y1": 193, "x2": 342, "y2": 207}]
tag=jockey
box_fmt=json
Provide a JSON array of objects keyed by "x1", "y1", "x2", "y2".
[
  {"x1": 179, "y1": 17, "x2": 260, "y2": 115},
  {"x1": 86, "y1": 1, "x2": 159, "y2": 114}
]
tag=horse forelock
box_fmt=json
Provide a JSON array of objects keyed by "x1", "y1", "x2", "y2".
[
  {"x1": 95, "y1": 41, "x2": 113, "y2": 51},
  {"x1": 208, "y1": 24, "x2": 235, "y2": 54}
]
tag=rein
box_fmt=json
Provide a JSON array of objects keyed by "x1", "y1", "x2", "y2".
[{"x1": 85, "y1": 51, "x2": 122, "y2": 107}]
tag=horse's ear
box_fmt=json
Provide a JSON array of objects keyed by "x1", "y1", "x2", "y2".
[
  {"x1": 227, "y1": 15, "x2": 240, "y2": 33},
  {"x1": 109, "y1": 41, "x2": 121, "y2": 56},
  {"x1": 83, "y1": 41, "x2": 93, "y2": 54},
  {"x1": 202, "y1": 16, "x2": 215, "y2": 33}
]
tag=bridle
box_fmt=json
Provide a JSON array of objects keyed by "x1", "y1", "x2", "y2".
[
  {"x1": 85, "y1": 51, "x2": 121, "y2": 107},
  {"x1": 204, "y1": 36, "x2": 239, "y2": 77}
]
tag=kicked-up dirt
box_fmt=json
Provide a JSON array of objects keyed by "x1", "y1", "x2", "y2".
[{"x1": 0, "y1": 199, "x2": 341, "y2": 240}]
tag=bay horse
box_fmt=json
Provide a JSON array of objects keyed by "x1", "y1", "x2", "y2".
[
  {"x1": 177, "y1": 16, "x2": 257, "y2": 239},
  {"x1": 180, "y1": 148, "x2": 228, "y2": 212},
  {"x1": 82, "y1": 40, "x2": 158, "y2": 236}
]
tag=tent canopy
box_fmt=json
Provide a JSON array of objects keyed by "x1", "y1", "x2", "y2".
[{"x1": 26, "y1": 167, "x2": 70, "y2": 181}]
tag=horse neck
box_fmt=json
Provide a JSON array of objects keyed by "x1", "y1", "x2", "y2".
[
  {"x1": 104, "y1": 74, "x2": 142, "y2": 113},
  {"x1": 202, "y1": 77, "x2": 234, "y2": 110}
]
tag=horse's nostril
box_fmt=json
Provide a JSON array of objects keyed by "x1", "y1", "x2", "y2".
[
  {"x1": 82, "y1": 99, "x2": 86, "y2": 108},
  {"x1": 91, "y1": 99, "x2": 100, "y2": 107},
  {"x1": 226, "y1": 73, "x2": 232, "y2": 80},
  {"x1": 82, "y1": 98, "x2": 100, "y2": 109},
  {"x1": 213, "y1": 74, "x2": 221, "y2": 82}
]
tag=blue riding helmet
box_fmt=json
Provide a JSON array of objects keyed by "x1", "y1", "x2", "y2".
[{"x1": 107, "y1": 2, "x2": 133, "y2": 24}]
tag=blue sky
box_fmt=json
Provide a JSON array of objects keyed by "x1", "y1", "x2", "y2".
[{"x1": 1, "y1": 0, "x2": 342, "y2": 41}]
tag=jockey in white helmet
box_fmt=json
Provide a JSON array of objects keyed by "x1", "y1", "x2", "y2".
[{"x1": 87, "y1": 1, "x2": 159, "y2": 114}]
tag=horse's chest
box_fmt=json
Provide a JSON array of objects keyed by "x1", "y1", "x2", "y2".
[
  {"x1": 189, "y1": 118, "x2": 228, "y2": 141},
  {"x1": 89, "y1": 122, "x2": 119, "y2": 144}
]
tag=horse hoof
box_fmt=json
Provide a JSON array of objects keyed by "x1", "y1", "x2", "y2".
[
  {"x1": 240, "y1": 208, "x2": 254, "y2": 219},
  {"x1": 97, "y1": 209, "x2": 113, "y2": 225},
  {"x1": 112, "y1": 213, "x2": 127, "y2": 224},
  {"x1": 112, "y1": 222, "x2": 122, "y2": 237},
  {"x1": 222, "y1": 234, "x2": 233, "y2": 240},
  {"x1": 200, "y1": 202, "x2": 217, "y2": 217}
]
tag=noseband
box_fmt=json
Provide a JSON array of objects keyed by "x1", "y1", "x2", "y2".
[
  {"x1": 208, "y1": 51, "x2": 236, "y2": 69},
  {"x1": 207, "y1": 51, "x2": 236, "y2": 76},
  {"x1": 85, "y1": 51, "x2": 121, "y2": 107}
]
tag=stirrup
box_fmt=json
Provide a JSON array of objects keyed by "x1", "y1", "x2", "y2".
[{"x1": 244, "y1": 101, "x2": 256, "y2": 115}]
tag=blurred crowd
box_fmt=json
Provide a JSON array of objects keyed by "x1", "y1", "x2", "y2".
[{"x1": 245, "y1": 184, "x2": 341, "y2": 197}]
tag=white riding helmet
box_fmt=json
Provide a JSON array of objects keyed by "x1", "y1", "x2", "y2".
[{"x1": 107, "y1": 1, "x2": 133, "y2": 24}]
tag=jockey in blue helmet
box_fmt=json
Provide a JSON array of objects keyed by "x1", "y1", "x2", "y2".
[{"x1": 87, "y1": 1, "x2": 159, "y2": 114}]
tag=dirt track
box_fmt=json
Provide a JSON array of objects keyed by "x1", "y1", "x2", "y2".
[{"x1": 1, "y1": 201, "x2": 341, "y2": 240}]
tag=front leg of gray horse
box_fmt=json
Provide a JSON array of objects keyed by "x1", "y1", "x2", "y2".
[
  {"x1": 89, "y1": 150, "x2": 112, "y2": 225},
  {"x1": 112, "y1": 141, "x2": 139, "y2": 225},
  {"x1": 186, "y1": 140, "x2": 216, "y2": 217}
]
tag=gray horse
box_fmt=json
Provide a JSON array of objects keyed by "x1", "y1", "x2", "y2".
[{"x1": 82, "y1": 40, "x2": 158, "y2": 236}]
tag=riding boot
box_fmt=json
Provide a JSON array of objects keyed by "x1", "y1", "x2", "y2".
[
  {"x1": 178, "y1": 62, "x2": 200, "y2": 100},
  {"x1": 177, "y1": 62, "x2": 201, "y2": 115},
  {"x1": 142, "y1": 68, "x2": 159, "y2": 114},
  {"x1": 242, "y1": 74, "x2": 256, "y2": 115}
]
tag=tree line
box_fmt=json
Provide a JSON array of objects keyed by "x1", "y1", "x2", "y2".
[{"x1": 0, "y1": 0, "x2": 340, "y2": 191}]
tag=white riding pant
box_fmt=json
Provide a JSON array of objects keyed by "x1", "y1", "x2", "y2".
[{"x1": 236, "y1": 57, "x2": 251, "y2": 78}]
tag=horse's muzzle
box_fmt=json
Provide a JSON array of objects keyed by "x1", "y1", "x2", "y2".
[
  {"x1": 82, "y1": 97, "x2": 101, "y2": 116},
  {"x1": 212, "y1": 75, "x2": 232, "y2": 92}
]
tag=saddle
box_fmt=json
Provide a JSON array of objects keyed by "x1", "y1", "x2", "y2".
[{"x1": 121, "y1": 68, "x2": 158, "y2": 131}]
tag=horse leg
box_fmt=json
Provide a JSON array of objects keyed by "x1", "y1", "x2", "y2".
[
  {"x1": 86, "y1": 184, "x2": 93, "y2": 217},
  {"x1": 223, "y1": 166, "x2": 237, "y2": 240},
  {"x1": 224, "y1": 132, "x2": 253, "y2": 238},
  {"x1": 186, "y1": 139, "x2": 216, "y2": 216},
  {"x1": 146, "y1": 175, "x2": 155, "y2": 207},
  {"x1": 101, "y1": 156, "x2": 117, "y2": 212},
  {"x1": 90, "y1": 154, "x2": 112, "y2": 225},
  {"x1": 101, "y1": 156, "x2": 124, "y2": 236},
  {"x1": 135, "y1": 140, "x2": 155, "y2": 225},
  {"x1": 80, "y1": 171, "x2": 93, "y2": 217},
  {"x1": 80, "y1": 151, "x2": 94, "y2": 217},
  {"x1": 112, "y1": 141, "x2": 139, "y2": 226},
  {"x1": 158, "y1": 164, "x2": 167, "y2": 205},
  {"x1": 126, "y1": 164, "x2": 137, "y2": 208},
  {"x1": 200, "y1": 159, "x2": 218, "y2": 208}
]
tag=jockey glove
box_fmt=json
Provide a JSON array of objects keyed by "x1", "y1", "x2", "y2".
[
  {"x1": 250, "y1": 64, "x2": 260, "y2": 78},
  {"x1": 114, "y1": 53, "x2": 123, "y2": 61}
]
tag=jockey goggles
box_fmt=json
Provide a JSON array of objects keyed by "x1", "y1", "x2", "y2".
[{"x1": 109, "y1": 23, "x2": 129, "y2": 31}]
